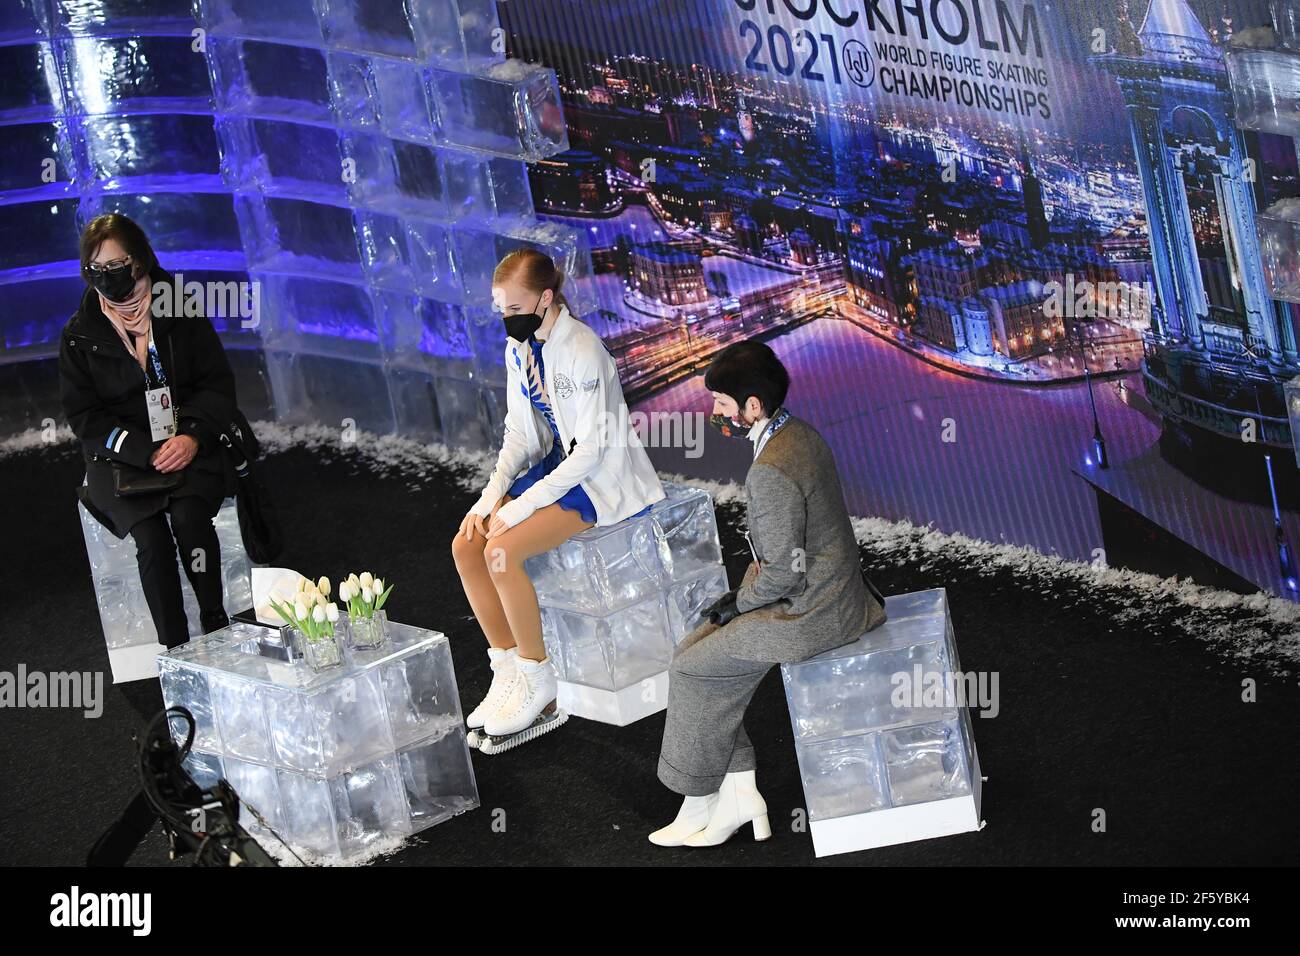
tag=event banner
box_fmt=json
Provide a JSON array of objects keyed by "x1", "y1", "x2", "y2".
[{"x1": 499, "y1": 0, "x2": 1300, "y2": 598}]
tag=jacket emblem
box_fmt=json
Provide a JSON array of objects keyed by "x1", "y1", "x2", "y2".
[
  {"x1": 581, "y1": 376, "x2": 598, "y2": 393},
  {"x1": 554, "y1": 372, "x2": 574, "y2": 400}
]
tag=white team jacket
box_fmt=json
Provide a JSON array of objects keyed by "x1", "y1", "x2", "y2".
[{"x1": 470, "y1": 306, "x2": 665, "y2": 529}]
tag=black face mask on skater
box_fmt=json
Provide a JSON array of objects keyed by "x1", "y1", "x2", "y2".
[
  {"x1": 504, "y1": 290, "x2": 548, "y2": 344},
  {"x1": 87, "y1": 262, "x2": 137, "y2": 302}
]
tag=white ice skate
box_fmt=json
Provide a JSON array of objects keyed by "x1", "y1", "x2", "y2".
[
  {"x1": 465, "y1": 646, "x2": 517, "y2": 750},
  {"x1": 478, "y1": 655, "x2": 567, "y2": 755}
]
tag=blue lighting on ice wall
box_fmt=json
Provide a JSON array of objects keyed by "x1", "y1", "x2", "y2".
[{"x1": 0, "y1": 0, "x2": 598, "y2": 447}]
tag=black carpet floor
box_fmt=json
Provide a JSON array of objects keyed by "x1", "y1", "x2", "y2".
[{"x1": 2, "y1": 438, "x2": 1298, "y2": 867}]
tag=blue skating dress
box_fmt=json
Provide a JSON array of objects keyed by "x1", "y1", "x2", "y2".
[{"x1": 508, "y1": 336, "x2": 599, "y2": 523}]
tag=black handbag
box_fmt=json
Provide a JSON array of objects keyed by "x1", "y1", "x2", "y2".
[
  {"x1": 112, "y1": 461, "x2": 183, "y2": 497},
  {"x1": 218, "y1": 410, "x2": 282, "y2": 564},
  {"x1": 181, "y1": 404, "x2": 281, "y2": 564}
]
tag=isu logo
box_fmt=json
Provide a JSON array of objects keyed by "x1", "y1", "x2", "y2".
[
  {"x1": 843, "y1": 40, "x2": 875, "y2": 88},
  {"x1": 554, "y1": 372, "x2": 575, "y2": 400}
]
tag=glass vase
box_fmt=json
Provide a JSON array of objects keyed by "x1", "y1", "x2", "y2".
[
  {"x1": 294, "y1": 627, "x2": 343, "y2": 671},
  {"x1": 347, "y1": 609, "x2": 389, "y2": 649}
]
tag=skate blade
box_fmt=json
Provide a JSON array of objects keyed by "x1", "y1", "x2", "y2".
[{"x1": 477, "y1": 708, "x2": 568, "y2": 755}]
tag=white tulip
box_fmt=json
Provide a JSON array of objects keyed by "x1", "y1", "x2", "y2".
[
  {"x1": 294, "y1": 600, "x2": 308, "y2": 621},
  {"x1": 312, "y1": 603, "x2": 326, "y2": 624},
  {"x1": 315, "y1": 591, "x2": 327, "y2": 607},
  {"x1": 298, "y1": 575, "x2": 310, "y2": 592},
  {"x1": 372, "y1": 578, "x2": 384, "y2": 595},
  {"x1": 359, "y1": 572, "x2": 374, "y2": 589},
  {"x1": 326, "y1": 602, "x2": 339, "y2": 622},
  {"x1": 318, "y1": 576, "x2": 331, "y2": 597},
  {"x1": 348, "y1": 572, "x2": 360, "y2": 588},
  {"x1": 338, "y1": 581, "x2": 351, "y2": 602},
  {"x1": 361, "y1": 586, "x2": 373, "y2": 604}
]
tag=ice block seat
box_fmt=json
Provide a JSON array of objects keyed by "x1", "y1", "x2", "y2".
[
  {"x1": 526, "y1": 483, "x2": 728, "y2": 726},
  {"x1": 78, "y1": 496, "x2": 253, "y2": 684},
  {"x1": 781, "y1": 588, "x2": 983, "y2": 857},
  {"x1": 159, "y1": 619, "x2": 479, "y2": 865}
]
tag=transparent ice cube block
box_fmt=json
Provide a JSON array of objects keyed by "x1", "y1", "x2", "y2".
[
  {"x1": 408, "y1": 0, "x2": 502, "y2": 66},
  {"x1": 50, "y1": 0, "x2": 197, "y2": 37},
  {"x1": 1257, "y1": 201, "x2": 1300, "y2": 304},
  {"x1": 426, "y1": 59, "x2": 569, "y2": 161},
  {"x1": 1274, "y1": 1, "x2": 1300, "y2": 51},
  {"x1": 397, "y1": 729, "x2": 479, "y2": 825},
  {"x1": 160, "y1": 624, "x2": 477, "y2": 862},
  {"x1": 264, "y1": 668, "x2": 393, "y2": 775},
  {"x1": 782, "y1": 589, "x2": 978, "y2": 823},
  {"x1": 235, "y1": 194, "x2": 363, "y2": 280},
  {"x1": 208, "y1": 36, "x2": 332, "y2": 123},
  {"x1": 1226, "y1": 46, "x2": 1300, "y2": 138},
  {"x1": 196, "y1": 0, "x2": 324, "y2": 46},
  {"x1": 526, "y1": 511, "x2": 662, "y2": 614},
  {"x1": 372, "y1": 56, "x2": 435, "y2": 144},
  {"x1": 795, "y1": 734, "x2": 890, "y2": 822},
  {"x1": 326, "y1": 50, "x2": 380, "y2": 130},
  {"x1": 79, "y1": 497, "x2": 252, "y2": 652},
  {"x1": 328, "y1": 754, "x2": 411, "y2": 859},
  {"x1": 541, "y1": 594, "x2": 674, "y2": 691},
  {"x1": 217, "y1": 115, "x2": 346, "y2": 202},
  {"x1": 263, "y1": 349, "x2": 396, "y2": 434},
  {"x1": 665, "y1": 565, "x2": 730, "y2": 643},
  {"x1": 183, "y1": 748, "x2": 224, "y2": 790},
  {"x1": 432, "y1": 374, "x2": 495, "y2": 451},
  {"x1": 58, "y1": 35, "x2": 210, "y2": 113},
  {"x1": 223, "y1": 755, "x2": 284, "y2": 832},
  {"x1": 880, "y1": 718, "x2": 972, "y2": 808},
  {"x1": 317, "y1": 0, "x2": 422, "y2": 58},
  {"x1": 524, "y1": 484, "x2": 722, "y2": 615}
]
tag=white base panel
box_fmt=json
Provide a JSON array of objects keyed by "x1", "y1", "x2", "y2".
[
  {"x1": 109, "y1": 642, "x2": 167, "y2": 684},
  {"x1": 809, "y1": 746, "x2": 984, "y2": 858},
  {"x1": 557, "y1": 671, "x2": 668, "y2": 726}
]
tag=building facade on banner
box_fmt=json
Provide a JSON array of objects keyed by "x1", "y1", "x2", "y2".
[{"x1": 1099, "y1": 0, "x2": 1300, "y2": 452}]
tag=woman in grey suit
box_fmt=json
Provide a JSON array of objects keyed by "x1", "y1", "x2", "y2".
[{"x1": 651, "y1": 340, "x2": 888, "y2": 847}]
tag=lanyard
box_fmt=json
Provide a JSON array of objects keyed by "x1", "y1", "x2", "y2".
[
  {"x1": 144, "y1": 329, "x2": 167, "y2": 390},
  {"x1": 754, "y1": 406, "x2": 790, "y2": 459}
]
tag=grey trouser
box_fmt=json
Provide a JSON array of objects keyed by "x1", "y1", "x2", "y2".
[{"x1": 656, "y1": 619, "x2": 776, "y2": 796}]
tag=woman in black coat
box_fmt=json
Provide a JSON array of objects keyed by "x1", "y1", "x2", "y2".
[{"x1": 60, "y1": 213, "x2": 239, "y2": 648}]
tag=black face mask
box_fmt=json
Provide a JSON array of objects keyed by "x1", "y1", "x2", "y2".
[
  {"x1": 504, "y1": 290, "x2": 548, "y2": 344},
  {"x1": 88, "y1": 263, "x2": 137, "y2": 303},
  {"x1": 708, "y1": 403, "x2": 756, "y2": 439}
]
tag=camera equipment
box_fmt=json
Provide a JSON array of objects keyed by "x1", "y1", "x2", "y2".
[{"x1": 87, "y1": 706, "x2": 287, "y2": 867}]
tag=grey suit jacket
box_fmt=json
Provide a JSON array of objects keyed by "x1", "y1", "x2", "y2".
[{"x1": 720, "y1": 413, "x2": 886, "y2": 664}]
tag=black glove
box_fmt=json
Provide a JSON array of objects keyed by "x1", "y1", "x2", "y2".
[{"x1": 704, "y1": 589, "x2": 740, "y2": 626}]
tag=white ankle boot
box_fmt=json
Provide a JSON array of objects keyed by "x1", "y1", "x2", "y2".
[
  {"x1": 648, "y1": 792, "x2": 719, "y2": 846},
  {"x1": 483, "y1": 654, "x2": 558, "y2": 737},
  {"x1": 466, "y1": 647, "x2": 517, "y2": 730},
  {"x1": 683, "y1": 770, "x2": 771, "y2": 847}
]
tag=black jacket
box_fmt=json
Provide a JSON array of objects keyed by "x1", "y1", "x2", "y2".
[{"x1": 59, "y1": 266, "x2": 239, "y2": 538}]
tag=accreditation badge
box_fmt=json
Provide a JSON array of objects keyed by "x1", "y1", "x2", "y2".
[{"x1": 146, "y1": 386, "x2": 176, "y2": 442}]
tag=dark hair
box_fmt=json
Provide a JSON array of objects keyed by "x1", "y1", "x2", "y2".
[
  {"x1": 79, "y1": 213, "x2": 159, "y2": 284},
  {"x1": 704, "y1": 340, "x2": 790, "y2": 417},
  {"x1": 493, "y1": 247, "x2": 572, "y2": 313}
]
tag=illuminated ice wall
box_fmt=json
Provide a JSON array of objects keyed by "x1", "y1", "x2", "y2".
[{"x1": 0, "y1": 0, "x2": 596, "y2": 446}]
